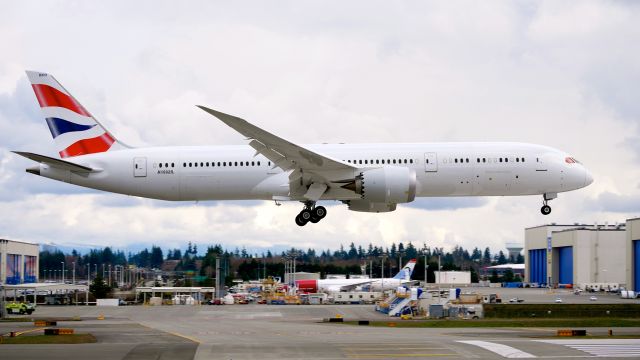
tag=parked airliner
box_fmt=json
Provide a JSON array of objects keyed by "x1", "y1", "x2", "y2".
[
  {"x1": 296, "y1": 259, "x2": 417, "y2": 292},
  {"x1": 15, "y1": 71, "x2": 593, "y2": 226}
]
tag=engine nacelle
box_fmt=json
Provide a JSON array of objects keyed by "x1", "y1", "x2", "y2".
[{"x1": 344, "y1": 166, "x2": 417, "y2": 204}]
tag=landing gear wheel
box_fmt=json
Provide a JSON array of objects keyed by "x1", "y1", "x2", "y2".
[
  {"x1": 308, "y1": 215, "x2": 321, "y2": 223},
  {"x1": 295, "y1": 214, "x2": 307, "y2": 226},
  {"x1": 541, "y1": 205, "x2": 551, "y2": 215},
  {"x1": 300, "y1": 209, "x2": 313, "y2": 222},
  {"x1": 313, "y1": 206, "x2": 327, "y2": 219}
]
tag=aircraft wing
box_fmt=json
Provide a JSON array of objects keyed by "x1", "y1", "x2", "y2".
[
  {"x1": 337, "y1": 280, "x2": 374, "y2": 292},
  {"x1": 197, "y1": 106, "x2": 356, "y2": 173},
  {"x1": 13, "y1": 151, "x2": 93, "y2": 173}
]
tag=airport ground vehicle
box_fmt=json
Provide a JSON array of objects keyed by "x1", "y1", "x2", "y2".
[{"x1": 5, "y1": 302, "x2": 35, "y2": 315}]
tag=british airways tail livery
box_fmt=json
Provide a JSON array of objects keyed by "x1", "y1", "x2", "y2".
[{"x1": 15, "y1": 71, "x2": 593, "y2": 226}]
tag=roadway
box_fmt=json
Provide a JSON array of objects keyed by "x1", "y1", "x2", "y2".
[{"x1": 1, "y1": 304, "x2": 639, "y2": 359}]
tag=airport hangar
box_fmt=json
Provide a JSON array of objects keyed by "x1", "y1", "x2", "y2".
[
  {"x1": 0, "y1": 238, "x2": 39, "y2": 285},
  {"x1": 525, "y1": 219, "x2": 640, "y2": 292}
]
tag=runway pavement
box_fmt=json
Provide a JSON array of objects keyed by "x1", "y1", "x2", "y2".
[{"x1": 1, "y1": 304, "x2": 639, "y2": 359}]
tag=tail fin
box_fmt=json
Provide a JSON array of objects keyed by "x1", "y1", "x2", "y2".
[
  {"x1": 393, "y1": 259, "x2": 417, "y2": 281},
  {"x1": 26, "y1": 71, "x2": 129, "y2": 158}
]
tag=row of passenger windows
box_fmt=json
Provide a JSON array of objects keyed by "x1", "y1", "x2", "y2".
[
  {"x1": 344, "y1": 158, "x2": 414, "y2": 165},
  {"x1": 181, "y1": 160, "x2": 265, "y2": 168},
  {"x1": 442, "y1": 157, "x2": 527, "y2": 164}
]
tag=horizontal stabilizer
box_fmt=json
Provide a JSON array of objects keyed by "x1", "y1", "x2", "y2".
[{"x1": 13, "y1": 151, "x2": 93, "y2": 173}]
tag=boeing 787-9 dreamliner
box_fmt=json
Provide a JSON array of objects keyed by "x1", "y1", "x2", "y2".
[{"x1": 15, "y1": 71, "x2": 593, "y2": 226}]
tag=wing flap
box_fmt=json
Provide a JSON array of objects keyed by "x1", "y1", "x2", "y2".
[{"x1": 13, "y1": 151, "x2": 93, "y2": 173}]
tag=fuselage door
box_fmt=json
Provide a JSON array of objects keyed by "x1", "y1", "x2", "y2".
[
  {"x1": 424, "y1": 152, "x2": 438, "y2": 172},
  {"x1": 134, "y1": 157, "x2": 147, "y2": 177}
]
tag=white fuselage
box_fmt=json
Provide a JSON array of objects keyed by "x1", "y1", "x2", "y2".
[{"x1": 34, "y1": 142, "x2": 592, "y2": 202}]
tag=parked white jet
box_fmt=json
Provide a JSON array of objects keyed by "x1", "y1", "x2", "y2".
[
  {"x1": 295, "y1": 259, "x2": 417, "y2": 292},
  {"x1": 15, "y1": 71, "x2": 593, "y2": 225}
]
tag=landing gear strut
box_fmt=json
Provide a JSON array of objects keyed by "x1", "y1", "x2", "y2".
[
  {"x1": 540, "y1": 193, "x2": 557, "y2": 215},
  {"x1": 295, "y1": 201, "x2": 327, "y2": 226}
]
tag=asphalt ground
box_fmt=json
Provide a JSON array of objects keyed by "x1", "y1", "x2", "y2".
[{"x1": 1, "y1": 303, "x2": 639, "y2": 359}]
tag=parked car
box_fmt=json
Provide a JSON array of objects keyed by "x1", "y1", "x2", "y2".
[
  {"x1": 589, "y1": 296, "x2": 598, "y2": 301},
  {"x1": 554, "y1": 298, "x2": 563, "y2": 303}
]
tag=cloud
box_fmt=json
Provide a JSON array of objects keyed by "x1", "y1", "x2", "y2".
[
  {"x1": 405, "y1": 197, "x2": 488, "y2": 211},
  {"x1": 1, "y1": 1, "x2": 640, "y2": 254},
  {"x1": 585, "y1": 191, "x2": 640, "y2": 213}
]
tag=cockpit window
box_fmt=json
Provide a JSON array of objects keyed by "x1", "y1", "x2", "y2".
[{"x1": 565, "y1": 157, "x2": 581, "y2": 164}]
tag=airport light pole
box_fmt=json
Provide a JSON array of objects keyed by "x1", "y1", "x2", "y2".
[
  {"x1": 86, "y1": 264, "x2": 90, "y2": 306},
  {"x1": 72, "y1": 262, "x2": 75, "y2": 285},
  {"x1": 61, "y1": 261, "x2": 65, "y2": 283}
]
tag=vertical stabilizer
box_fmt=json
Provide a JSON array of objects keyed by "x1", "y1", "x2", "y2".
[{"x1": 26, "y1": 71, "x2": 129, "y2": 158}]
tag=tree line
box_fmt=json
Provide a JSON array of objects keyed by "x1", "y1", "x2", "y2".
[{"x1": 40, "y1": 241, "x2": 523, "y2": 284}]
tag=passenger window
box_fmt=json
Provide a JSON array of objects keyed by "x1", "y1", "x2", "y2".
[
  {"x1": 499, "y1": 158, "x2": 502, "y2": 163},
  {"x1": 465, "y1": 158, "x2": 469, "y2": 163},
  {"x1": 223, "y1": 162, "x2": 226, "y2": 166},
  {"x1": 365, "y1": 160, "x2": 368, "y2": 164},
  {"x1": 410, "y1": 159, "x2": 413, "y2": 164},
  {"x1": 426, "y1": 159, "x2": 429, "y2": 164},
  {"x1": 505, "y1": 158, "x2": 508, "y2": 162},
  {"x1": 393, "y1": 159, "x2": 396, "y2": 164},
  {"x1": 239, "y1": 162, "x2": 243, "y2": 167},
  {"x1": 189, "y1": 163, "x2": 193, "y2": 167},
  {"x1": 454, "y1": 159, "x2": 458, "y2": 163},
  {"x1": 258, "y1": 161, "x2": 261, "y2": 166},
  {"x1": 522, "y1": 158, "x2": 525, "y2": 162},
  {"x1": 516, "y1": 158, "x2": 519, "y2": 162},
  {"x1": 159, "y1": 163, "x2": 162, "y2": 168},
  {"x1": 482, "y1": 158, "x2": 486, "y2": 163}
]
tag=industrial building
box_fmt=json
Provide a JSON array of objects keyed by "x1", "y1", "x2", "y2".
[
  {"x1": 525, "y1": 223, "x2": 626, "y2": 288},
  {"x1": 626, "y1": 218, "x2": 640, "y2": 292},
  {"x1": 1, "y1": 239, "x2": 39, "y2": 285},
  {"x1": 433, "y1": 271, "x2": 471, "y2": 285}
]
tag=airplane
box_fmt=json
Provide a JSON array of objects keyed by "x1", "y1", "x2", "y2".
[
  {"x1": 295, "y1": 259, "x2": 417, "y2": 292},
  {"x1": 15, "y1": 71, "x2": 593, "y2": 226}
]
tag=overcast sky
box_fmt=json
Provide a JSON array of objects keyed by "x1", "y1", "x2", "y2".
[{"x1": 1, "y1": 1, "x2": 639, "y2": 255}]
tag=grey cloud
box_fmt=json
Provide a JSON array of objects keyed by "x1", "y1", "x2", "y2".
[
  {"x1": 404, "y1": 197, "x2": 489, "y2": 211},
  {"x1": 585, "y1": 191, "x2": 640, "y2": 213}
]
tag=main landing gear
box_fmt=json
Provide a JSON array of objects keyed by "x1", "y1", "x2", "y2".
[
  {"x1": 540, "y1": 192, "x2": 557, "y2": 216},
  {"x1": 295, "y1": 201, "x2": 327, "y2": 226}
]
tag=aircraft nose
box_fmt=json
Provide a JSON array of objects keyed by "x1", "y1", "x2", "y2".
[{"x1": 584, "y1": 168, "x2": 594, "y2": 187}]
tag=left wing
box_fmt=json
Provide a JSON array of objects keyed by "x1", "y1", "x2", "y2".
[
  {"x1": 197, "y1": 106, "x2": 359, "y2": 201},
  {"x1": 197, "y1": 106, "x2": 355, "y2": 172}
]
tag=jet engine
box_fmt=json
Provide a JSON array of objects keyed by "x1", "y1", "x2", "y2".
[{"x1": 341, "y1": 166, "x2": 416, "y2": 212}]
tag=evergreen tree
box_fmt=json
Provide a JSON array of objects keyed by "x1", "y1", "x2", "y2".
[
  {"x1": 482, "y1": 247, "x2": 492, "y2": 264},
  {"x1": 89, "y1": 275, "x2": 111, "y2": 299}
]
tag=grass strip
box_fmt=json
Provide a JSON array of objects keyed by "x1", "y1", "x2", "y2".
[
  {"x1": 342, "y1": 318, "x2": 640, "y2": 328},
  {"x1": 0, "y1": 333, "x2": 96, "y2": 344}
]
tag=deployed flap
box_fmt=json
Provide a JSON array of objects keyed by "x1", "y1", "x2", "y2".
[
  {"x1": 197, "y1": 106, "x2": 356, "y2": 172},
  {"x1": 304, "y1": 183, "x2": 328, "y2": 201},
  {"x1": 13, "y1": 151, "x2": 93, "y2": 173}
]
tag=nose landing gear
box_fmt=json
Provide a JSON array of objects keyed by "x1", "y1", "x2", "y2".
[
  {"x1": 295, "y1": 202, "x2": 327, "y2": 226},
  {"x1": 540, "y1": 192, "x2": 557, "y2": 215}
]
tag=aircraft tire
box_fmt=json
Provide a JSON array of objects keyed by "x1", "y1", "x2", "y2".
[
  {"x1": 540, "y1": 205, "x2": 551, "y2": 215},
  {"x1": 295, "y1": 214, "x2": 307, "y2": 226}
]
